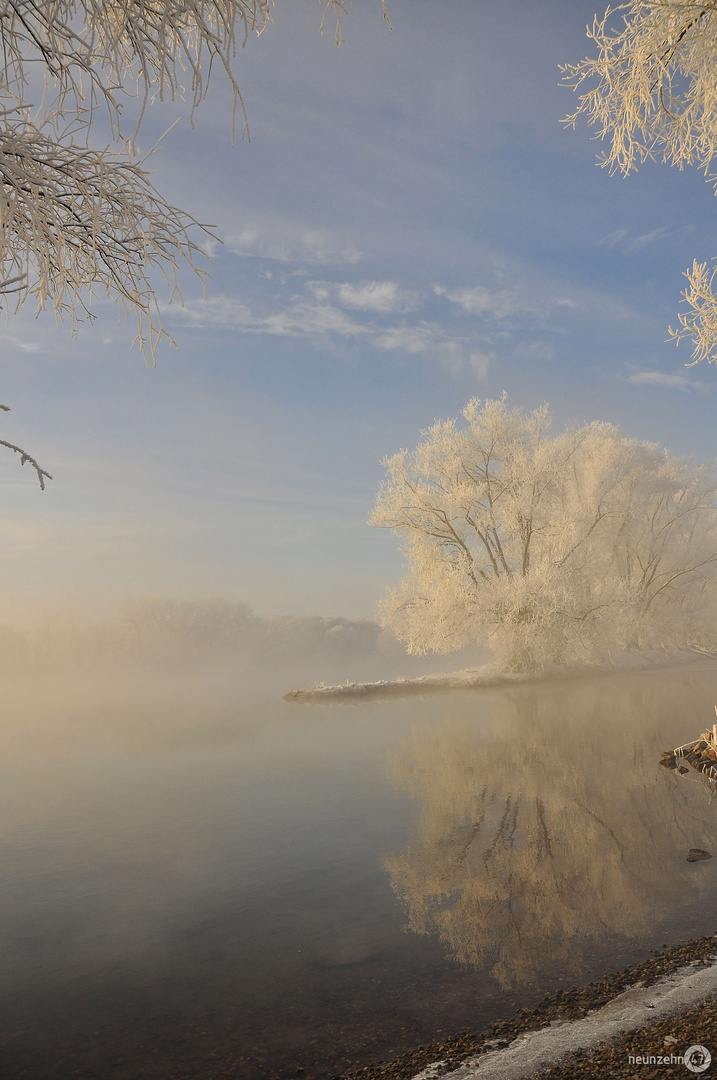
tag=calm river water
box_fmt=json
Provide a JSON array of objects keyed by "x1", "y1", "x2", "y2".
[{"x1": 2, "y1": 660, "x2": 717, "y2": 1079}]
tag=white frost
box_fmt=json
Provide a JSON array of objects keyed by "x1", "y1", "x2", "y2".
[
  {"x1": 285, "y1": 650, "x2": 713, "y2": 701},
  {"x1": 412, "y1": 958, "x2": 717, "y2": 1080}
]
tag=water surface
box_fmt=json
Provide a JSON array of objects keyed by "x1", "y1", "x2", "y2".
[{"x1": 2, "y1": 661, "x2": 717, "y2": 1078}]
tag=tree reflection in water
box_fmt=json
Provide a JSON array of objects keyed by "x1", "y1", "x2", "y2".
[{"x1": 383, "y1": 672, "x2": 717, "y2": 988}]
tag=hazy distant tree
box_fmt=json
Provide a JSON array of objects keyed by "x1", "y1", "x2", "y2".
[
  {"x1": 117, "y1": 596, "x2": 384, "y2": 665},
  {"x1": 0, "y1": 0, "x2": 390, "y2": 362},
  {"x1": 562, "y1": 2, "x2": 717, "y2": 366},
  {"x1": 370, "y1": 396, "x2": 717, "y2": 672},
  {"x1": 121, "y1": 596, "x2": 257, "y2": 661}
]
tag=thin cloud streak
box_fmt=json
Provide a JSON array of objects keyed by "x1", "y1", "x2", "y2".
[
  {"x1": 174, "y1": 294, "x2": 370, "y2": 339},
  {"x1": 223, "y1": 218, "x2": 364, "y2": 266},
  {"x1": 434, "y1": 282, "x2": 578, "y2": 324},
  {"x1": 598, "y1": 225, "x2": 694, "y2": 252},
  {"x1": 332, "y1": 280, "x2": 420, "y2": 314},
  {"x1": 1, "y1": 334, "x2": 46, "y2": 354},
  {"x1": 625, "y1": 370, "x2": 711, "y2": 393},
  {"x1": 173, "y1": 291, "x2": 493, "y2": 377}
]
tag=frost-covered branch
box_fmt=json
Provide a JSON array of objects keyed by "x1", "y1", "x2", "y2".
[
  {"x1": 563, "y1": 2, "x2": 717, "y2": 365},
  {"x1": 0, "y1": 1, "x2": 390, "y2": 359},
  {"x1": 320, "y1": 0, "x2": 391, "y2": 45},
  {"x1": 0, "y1": 114, "x2": 212, "y2": 363},
  {"x1": 0, "y1": 403, "x2": 52, "y2": 489},
  {"x1": 0, "y1": 1, "x2": 272, "y2": 143},
  {"x1": 562, "y1": 3, "x2": 717, "y2": 176},
  {"x1": 0, "y1": 438, "x2": 52, "y2": 488},
  {"x1": 0, "y1": 272, "x2": 26, "y2": 295},
  {"x1": 668, "y1": 259, "x2": 717, "y2": 364}
]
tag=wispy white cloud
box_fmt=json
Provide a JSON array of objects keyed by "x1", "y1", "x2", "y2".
[
  {"x1": 627, "y1": 227, "x2": 672, "y2": 251},
  {"x1": 1, "y1": 333, "x2": 46, "y2": 354},
  {"x1": 333, "y1": 280, "x2": 420, "y2": 314},
  {"x1": 373, "y1": 323, "x2": 438, "y2": 353},
  {"x1": 260, "y1": 301, "x2": 368, "y2": 338},
  {"x1": 175, "y1": 294, "x2": 370, "y2": 339},
  {"x1": 434, "y1": 282, "x2": 577, "y2": 323},
  {"x1": 306, "y1": 279, "x2": 420, "y2": 314},
  {"x1": 173, "y1": 288, "x2": 492, "y2": 377},
  {"x1": 171, "y1": 260, "x2": 594, "y2": 379},
  {"x1": 597, "y1": 228, "x2": 629, "y2": 249},
  {"x1": 223, "y1": 220, "x2": 363, "y2": 265},
  {"x1": 172, "y1": 262, "x2": 589, "y2": 381},
  {"x1": 374, "y1": 322, "x2": 492, "y2": 376},
  {"x1": 625, "y1": 369, "x2": 709, "y2": 392},
  {"x1": 598, "y1": 225, "x2": 694, "y2": 251},
  {"x1": 467, "y1": 351, "x2": 492, "y2": 379}
]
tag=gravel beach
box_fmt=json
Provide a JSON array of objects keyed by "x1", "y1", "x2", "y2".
[{"x1": 340, "y1": 934, "x2": 717, "y2": 1080}]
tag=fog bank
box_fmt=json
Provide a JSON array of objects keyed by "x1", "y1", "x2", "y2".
[{"x1": 0, "y1": 595, "x2": 483, "y2": 683}]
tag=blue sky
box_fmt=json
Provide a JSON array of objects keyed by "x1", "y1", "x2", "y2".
[{"x1": 2, "y1": 0, "x2": 717, "y2": 623}]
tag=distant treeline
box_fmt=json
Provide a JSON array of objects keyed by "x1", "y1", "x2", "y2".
[{"x1": 0, "y1": 597, "x2": 406, "y2": 672}]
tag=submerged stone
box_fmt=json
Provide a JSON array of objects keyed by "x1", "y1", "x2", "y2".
[{"x1": 686, "y1": 849, "x2": 712, "y2": 862}]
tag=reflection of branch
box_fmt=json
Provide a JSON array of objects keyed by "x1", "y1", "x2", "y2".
[
  {"x1": 483, "y1": 795, "x2": 520, "y2": 861},
  {"x1": 447, "y1": 817, "x2": 485, "y2": 875},
  {"x1": 569, "y1": 797, "x2": 627, "y2": 859},
  {"x1": 0, "y1": 403, "x2": 52, "y2": 489},
  {"x1": 535, "y1": 797, "x2": 553, "y2": 859}
]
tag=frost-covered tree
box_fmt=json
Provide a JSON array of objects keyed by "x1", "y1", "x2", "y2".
[
  {"x1": 0, "y1": 0, "x2": 389, "y2": 362},
  {"x1": 370, "y1": 396, "x2": 717, "y2": 672},
  {"x1": 562, "y1": 2, "x2": 717, "y2": 366}
]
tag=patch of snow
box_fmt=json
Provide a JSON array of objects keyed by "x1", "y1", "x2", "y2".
[
  {"x1": 414, "y1": 957, "x2": 717, "y2": 1080},
  {"x1": 284, "y1": 650, "x2": 716, "y2": 702},
  {"x1": 283, "y1": 666, "x2": 523, "y2": 701},
  {"x1": 411, "y1": 1061, "x2": 449, "y2": 1080}
]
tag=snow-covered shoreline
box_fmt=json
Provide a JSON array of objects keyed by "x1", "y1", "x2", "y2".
[
  {"x1": 283, "y1": 649, "x2": 717, "y2": 703},
  {"x1": 409, "y1": 956, "x2": 717, "y2": 1080},
  {"x1": 283, "y1": 667, "x2": 526, "y2": 702}
]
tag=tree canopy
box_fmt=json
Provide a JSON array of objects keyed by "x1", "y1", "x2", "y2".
[
  {"x1": 370, "y1": 396, "x2": 717, "y2": 672},
  {"x1": 563, "y1": 2, "x2": 717, "y2": 366}
]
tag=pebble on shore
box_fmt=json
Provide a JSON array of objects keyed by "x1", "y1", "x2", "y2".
[{"x1": 339, "y1": 935, "x2": 717, "y2": 1080}]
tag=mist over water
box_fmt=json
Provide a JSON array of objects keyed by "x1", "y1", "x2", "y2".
[
  {"x1": 0, "y1": 596, "x2": 481, "y2": 682},
  {"x1": 2, "y1": 610, "x2": 717, "y2": 1078}
]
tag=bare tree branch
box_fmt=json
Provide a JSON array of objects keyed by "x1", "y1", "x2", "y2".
[
  {"x1": 0, "y1": 437, "x2": 52, "y2": 488},
  {"x1": 0, "y1": 402, "x2": 52, "y2": 488}
]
